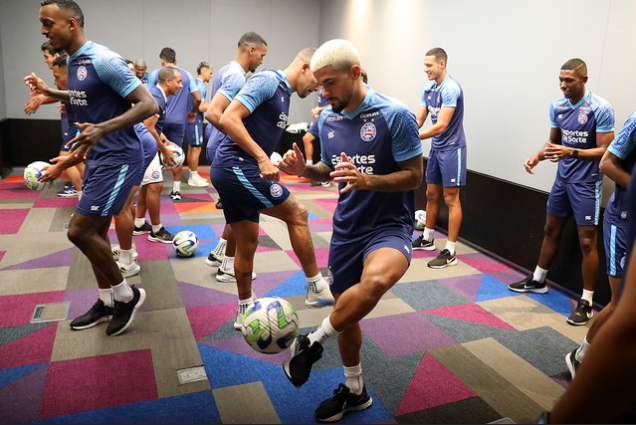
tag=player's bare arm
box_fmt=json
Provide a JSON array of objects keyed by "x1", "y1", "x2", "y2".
[
  {"x1": 420, "y1": 106, "x2": 454, "y2": 139},
  {"x1": 204, "y1": 92, "x2": 231, "y2": 134},
  {"x1": 24, "y1": 72, "x2": 70, "y2": 103}
]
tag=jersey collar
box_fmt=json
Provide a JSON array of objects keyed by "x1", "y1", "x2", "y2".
[
  {"x1": 568, "y1": 90, "x2": 590, "y2": 110},
  {"x1": 276, "y1": 70, "x2": 293, "y2": 95},
  {"x1": 70, "y1": 40, "x2": 93, "y2": 60},
  {"x1": 230, "y1": 61, "x2": 247, "y2": 77},
  {"x1": 341, "y1": 85, "x2": 372, "y2": 120}
]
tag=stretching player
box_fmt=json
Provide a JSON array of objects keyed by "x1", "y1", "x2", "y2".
[
  {"x1": 412, "y1": 48, "x2": 467, "y2": 270},
  {"x1": 565, "y1": 112, "x2": 636, "y2": 377},
  {"x1": 509, "y1": 59, "x2": 614, "y2": 326},
  {"x1": 29, "y1": 0, "x2": 156, "y2": 336},
  {"x1": 205, "y1": 32, "x2": 267, "y2": 283},
  {"x1": 148, "y1": 47, "x2": 201, "y2": 200},
  {"x1": 279, "y1": 40, "x2": 422, "y2": 422},
  {"x1": 184, "y1": 61, "x2": 213, "y2": 187},
  {"x1": 210, "y1": 47, "x2": 334, "y2": 330}
]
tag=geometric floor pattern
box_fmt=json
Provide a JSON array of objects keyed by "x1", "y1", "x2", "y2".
[{"x1": 0, "y1": 166, "x2": 594, "y2": 424}]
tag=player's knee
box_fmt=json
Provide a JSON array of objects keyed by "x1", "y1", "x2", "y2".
[
  {"x1": 426, "y1": 188, "x2": 440, "y2": 202},
  {"x1": 579, "y1": 236, "x2": 596, "y2": 253},
  {"x1": 543, "y1": 222, "x2": 561, "y2": 239},
  {"x1": 67, "y1": 223, "x2": 88, "y2": 246}
]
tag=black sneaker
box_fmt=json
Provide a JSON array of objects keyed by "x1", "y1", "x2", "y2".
[
  {"x1": 565, "y1": 349, "x2": 581, "y2": 379},
  {"x1": 427, "y1": 249, "x2": 457, "y2": 269},
  {"x1": 206, "y1": 252, "x2": 223, "y2": 268},
  {"x1": 315, "y1": 384, "x2": 373, "y2": 422},
  {"x1": 70, "y1": 299, "x2": 113, "y2": 330},
  {"x1": 170, "y1": 191, "x2": 181, "y2": 201},
  {"x1": 133, "y1": 221, "x2": 152, "y2": 235},
  {"x1": 412, "y1": 235, "x2": 435, "y2": 251},
  {"x1": 148, "y1": 227, "x2": 175, "y2": 243},
  {"x1": 567, "y1": 299, "x2": 593, "y2": 326},
  {"x1": 508, "y1": 274, "x2": 548, "y2": 294},
  {"x1": 282, "y1": 334, "x2": 323, "y2": 388},
  {"x1": 215, "y1": 199, "x2": 223, "y2": 209},
  {"x1": 106, "y1": 286, "x2": 146, "y2": 336}
]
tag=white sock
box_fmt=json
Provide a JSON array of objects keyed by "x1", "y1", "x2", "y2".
[
  {"x1": 306, "y1": 160, "x2": 314, "y2": 165},
  {"x1": 344, "y1": 364, "x2": 363, "y2": 395},
  {"x1": 152, "y1": 224, "x2": 162, "y2": 234},
  {"x1": 575, "y1": 337, "x2": 590, "y2": 362},
  {"x1": 120, "y1": 248, "x2": 134, "y2": 266},
  {"x1": 221, "y1": 255, "x2": 235, "y2": 272},
  {"x1": 134, "y1": 218, "x2": 145, "y2": 228},
  {"x1": 190, "y1": 170, "x2": 199, "y2": 179},
  {"x1": 173, "y1": 181, "x2": 181, "y2": 192},
  {"x1": 239, "y1": 296, "x2": 253, "y2": 314},
  {"x1": 308, "y1": 315, "x2": 340, "y2": 346},
  {"x1": 213, "y1": 238, "x2": 227, "y2": 257},
  {"x1": 99, "y1": 288, "x2": 114, "y2": 308},
  {"x1": 111, "y1": 280, "x2": 133, "y2": 303},
  {"x1": 533, "y1": 266, "x2": 548, "y2": 284},
  {"x1": 423, "y1": 227, "x2": 435, "y2": 242},
  {"x1": 445, "y1": 241, "x2": 456, "y2": 255},
  {"x1": 77, "y1": 191, "x2": 83, "y2": 201},
  {"x1": 307, "y1": 272, "x2": 327, "y2": 293},
  {"x1": 581, "y1": 289, "x2": 594, "y2": 304}
]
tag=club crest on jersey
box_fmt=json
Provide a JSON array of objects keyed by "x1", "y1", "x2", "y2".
[
  {"x1": 270, "y1": 183, "x2": 284, "y2": 198},
  {"x1": 578, "y1": 112, "x2": 588, "y2": 124},
  {"x1": 77, "y1": 66, "x2": 88, "y2": 81},
  {"x1": 360, "y1": 122, "x2": 376, "y2": 142}
]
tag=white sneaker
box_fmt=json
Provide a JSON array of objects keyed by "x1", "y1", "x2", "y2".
[
  {"x1": 216, "y1": 267, "x2": 257, "y2": 283},
  {"x1": 306, "y1": 281, "x2": 335, "y2": 308},
  {"x1": 117, "y1": 260, "x2": 141, "y2": 278},
  {"x1": 205, "y1": 252, "x2": 223, "y2": 268},
  {"x1": 187, "y1": 175, "x2": 209, "y2": 187},
  {"x1": 234, "y1": 297, "x2": 256, "y2": 330},
  {"x1": 112, "y1": 245, "x2": 138, "y2": 262}
]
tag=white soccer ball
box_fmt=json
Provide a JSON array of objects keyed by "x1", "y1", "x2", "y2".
[
  {"x1": 160, "y1": 145, "x2": 185, "y2": 169},
  {"x1": 241, "y1": 296, "x2": 299, "y2": 354},
  {"x1": 270, "y1": 151, "x2": 282, "y2": 166},
  {"x1": 28, "y1": 161, "x2": 51, "y2": 171},
  {"x1": 23, "y1": 166, "x2": 50, "y2": 191},
  {"x1": 414, "y1": 209, "x2": 427, "y2": 230},
  {"x1": 172, "y1": 230, "x2": 199, "y2": 257}
]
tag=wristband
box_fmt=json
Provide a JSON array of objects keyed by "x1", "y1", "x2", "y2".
[{"x1": 258, "y1": 157, "x2": 268, "y2": 163}]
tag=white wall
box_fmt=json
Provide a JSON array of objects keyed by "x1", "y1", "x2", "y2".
[
  {"x1": 318, "y1": 0, "x2": 636, "y2": 193},
  {"x1": 0, "y1": 0, "x2": 321, "y2": 124},
  {"x1": 0, "y1": 23, "x2": 5, "y2": 121}
]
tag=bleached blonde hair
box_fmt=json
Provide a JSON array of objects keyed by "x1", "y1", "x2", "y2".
[{"x1": 310, "y1": 39, "x2": 361, "y2": 73}]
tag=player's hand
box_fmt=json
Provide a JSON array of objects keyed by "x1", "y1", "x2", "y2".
[
  {"x1": 524, "y1": 155, "x2": 539, "y2": 174},
  {"x1": 67, "y1": 122, "x2": 106, "y2": 160},
  {"x1": 24, "y1": 73, "x2": 49, "y2": 97},
  {"x1": 187, "y1": 111, "x2": 196, "y2": 123},
  {"x1": 24, "y1": 99, "x2": 39, "y2": 115},
  {"x1": 544, "y1": 142, "x2": 566, "y2": 163},
  {"x1": 311, "y1": 106, "x2": 322, "y2": 118},
  {"x1": 279, "y1": 142, "x2": 306, "y2": 176},
  {"x1": 259, "y1": 157, "x2": 280, "y2": 181},
  {"x1": 160, "y1": 145, "x2": 176, "y2": 167},
  {"x1": 331, "y1": 152, "x2": 369, "y2": 193},
  {"x1": 57, "y1": 103, "x2": 67, "y2": 115},
  {"x1": 38, "y1": 160, "x2": 63, "y2": 182}
]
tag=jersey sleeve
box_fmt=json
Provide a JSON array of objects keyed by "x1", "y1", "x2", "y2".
[
  {"x1": 420, "y1": 87, "x2": 428, "y2": 107},
  {"x1": 218, "y1": 73, "x2": 245, "y2": 102},
  {"x1": 387, "y1": 107, "x2": 423, "y2": 162},
  {"x1": 608, "y1": 112, "x2": 636, "y2": 159},
  {"x1": 318, "y1": 110, "x2": 333, "y2": 167},
  {"x1": 147, "y1": 70, "x2": 158, "y2": 89},
  {"x1": 184, "y1": 71, "x2": 198, "y2": 94},
  {"x1": 93, "y1": 51, "x2": 141, "y2": 98},
  {"x1": 549, "y1": 102, "x2": 559, "y2": 129},
  {"x1": 440, "y1": 82, "x2": 460, "y2": 108},
  {"x1": 594, "y1": 102, "x2": 615, "y2": 133},
  {"x1": 235, "y1": 72, "x2": 278, "y2": 113}
]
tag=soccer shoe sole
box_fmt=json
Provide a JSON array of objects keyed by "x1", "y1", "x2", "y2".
[
  {"x1": 317, "y1": 397, "x2": 373, "y2": 422},
  {"x1": 566, "y1": 311, "x2": 593, "y2": 326},
  {"x1": 509, "y1": 285, "x2": 548, "y2": 294},
  {"x1": 118, "y1": 263, "x2": 141, "y2": 278},
  {"x1": 216, "y1": 271, "x2": 257, "y2": 283},
  {"x1": 205, "y1": 257, "x2": 222, "y2": 268},
  {"x1": 70, "y1": 315, "x2": 112, "y2": 330},
  {"x1": 147, "y1": 234, "x2": 174, "y2": 244},
  {"x1": 132, "y1": 229, "x2": 151, "y2": 235},
  {"x1": 427, "y1": 257, "x2": 458, "y2": 269},
  {"x1": 187, "y1": 179, "x2": 209, "y2": 187},
  {"x1": 108, "y1": 288, "x2": 147, "y2": 337}
]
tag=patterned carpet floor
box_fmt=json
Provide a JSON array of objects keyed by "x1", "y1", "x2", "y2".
[{"x1": 0, "y1": 167, "x2": 593, "y2": 424}]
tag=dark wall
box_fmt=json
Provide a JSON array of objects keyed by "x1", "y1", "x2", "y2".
[{"x1": 2, "y1": 119, "x2": 611, "y2": 306}]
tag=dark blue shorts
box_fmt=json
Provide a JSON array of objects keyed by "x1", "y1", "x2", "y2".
[
  {"x1": 209, "y1": 165, "x2": 290, "y2": 223},
  {"x1": 162, "y1": 122, "x2": 185, "y2": 147},
  {"x1": 136, "y1": 130, "x2": 158, "y2": 185},
  {"x1": 327, "y1": 229, "x2": 412, "y2": 294},
  {"x1": 547, "y1": 178, "x2": 602, "y2": 226},
  {"x1": 184, "y1": 121, "x2": 204, "y2": 146},
  {"x1": 603, "y1": 214, "x2": 629, "y2": 278},
  {"x1": 426, "y1": 147, "x2": 467, "y2": 187},
  {"x1": 77, "y1": 160, "x2": 142, "y2": 217}
]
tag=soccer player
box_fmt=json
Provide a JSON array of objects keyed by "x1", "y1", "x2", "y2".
[
  {"x1": 133, "y1": 66, "x2": 182, "y2": 244},
  {"x1": 509, "y1": 58, "x2": 615, "y2": 326},
  {"x1": 204, "y1": 32, "x2": 267, "y2": 282},
  {"x1": 565, "y1": 112, "x2": 636, "y2": 377},
  {"x1": 210, "y1": 47, "x2": 334, "y2": 330},
  {"x1": 27, "y1": 0, "x2": 157, "y2": 336},
  {"x1": 278, "y1": 39, "x2": 423, "y2": 422},
  {"x1": 135, "y1": 58, "x2": 150, "y2": 86},
  {"x1": 25, "y1": 42, "x2": 63, "y2": 115},
  {"x1": 148, "y1": 47, "x2": 201, "y2": 200},
  {"x1": 411, "y1": 48, "x2": 466, "y2": 270},
  {"x1": 184, "y1": 61, "x2": 213, "y2": 187}
]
